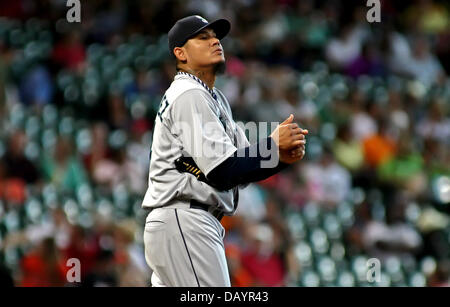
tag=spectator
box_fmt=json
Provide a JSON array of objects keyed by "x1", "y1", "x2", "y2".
[
  {"x1": 0, "y1": 130, "x2": 40, "y2": 184},
  {"x1": 91, "y1": 148, "x2": 131, "y2": 189},
  {"x1": 113, "y1": 220, "x2": 149, "y2": 287},
  {"x1": 127, "y1": 119, "x2": 151, "y2": 165},
  {"x1": 241, "y1": 222, "x2": 286, "y2": 286},
  {"x1": 404, "y1": 0, "x2": 450, "y2": 35},
  {"x1": 0, "y1": 40, "x2": 14, "y2": 117},
  {"x1": 40, "y1": 136, "x2": 88, "y2": 192},
  {"x1": 86, "y1": 0, "x2": 127, "y2": 44},
  {"x1": 25, "y1": 208, "x2": 72, "y2": 251},
  {"x1": 52, "y1": 30, "x2": 86, "y2": 73},
  {"x1": 107, "y1": 92, "x2": 130, "y2": 130},
  {"x1": 20, "y1": 237, "x2": 67, "y2": 287},
  {"x1": 396, "y1": 36, "x2": 446, "y2": 86},
  {"x1": 302, "y1": 147, "x2": 352, "y2": 207},
  {"x1": 422, "y1": 139, "x2": 450, "y2": 182},
  {"x1": 325, "y1": 24, "x2": 363, "y2": 70},
  {"x1": 362, "y1": 119, "x2": 397, "y2": 168},
  {"x1": 225, "y1": 243, "x2": 255, "y2": 287},
  {"x1": 123, "y1": 69, "x2": 161, "y2": 102},
  {"x1": 346, "y1": 41, "x2": 386, "y2": 78},
  {"x1": 19, "y1": 64, "x2": 54, "y2": 106},
  {"x1": 416, "y1": 101, "x2": 450, "y2": 144},
  {"x1": 257, "y1": 0, "x2": 289, "y2": 46},
  {"x1": 83, "y1": 122, "x2": 113, "y2": 179},
  {"x1": 350, "y1": 95, "x2": 378, "y2": 142},
  {"x1": 63, "y1": 225, "x2": 100, "y2": 280},
  {"x1": 416, "y1": 205, "x2": 450, "y2": 260},
  {"x1": 377, "y1": 135, "x2": 426, "y2": 196},
  {"x1": 381, "y1": 25, "x2": 413, "y2": 76},
  {"x1": 333, "y1": 123, "x2": 364, "y2": 172},
  {"x1": 362, "y1": 193, "x2": 422, "y2": 262},
  {"x1": 235, "y1": 184, "x2": 267, "y2": 223}
]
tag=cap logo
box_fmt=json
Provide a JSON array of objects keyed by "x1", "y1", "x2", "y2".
[{"x1": 195, "y1": 15, "x2": 208, "y2": 24}]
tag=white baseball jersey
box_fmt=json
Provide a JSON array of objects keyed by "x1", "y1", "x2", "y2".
[{"x1": 142, "y1": 72, "x2": 250, "y2": 214}]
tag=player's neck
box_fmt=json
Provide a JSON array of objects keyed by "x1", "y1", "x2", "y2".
[{"x1": 181, "y1": 67, "x2": 216, "y2": 89}]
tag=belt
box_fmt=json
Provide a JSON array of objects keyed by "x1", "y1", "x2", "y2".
[{"x1": 190, "y1": 200, "x2": 224, "y2": 222}]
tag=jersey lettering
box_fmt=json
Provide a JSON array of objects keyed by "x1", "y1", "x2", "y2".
[{"x1": 157, "y1": 95, "x2": 169, "y2": 121}]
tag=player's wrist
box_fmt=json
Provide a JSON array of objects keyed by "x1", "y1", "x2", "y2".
[{"x1": 268, "y1": 134, "x2": 279, "y2": 149}]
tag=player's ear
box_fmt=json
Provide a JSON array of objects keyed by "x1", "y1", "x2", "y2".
[{"x1": 173, "y1": 47, "x2": 187, "y2": 62}]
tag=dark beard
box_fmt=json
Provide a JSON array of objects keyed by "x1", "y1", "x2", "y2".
[{"x1": 213, "y1": 61, "x2": 226, "y2": 75}]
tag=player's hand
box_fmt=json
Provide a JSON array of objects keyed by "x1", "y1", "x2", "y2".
[
  {"x1": 279, "y1": 144, "x2": 306, "y2": 164},
  {"x1": 270, "y1": 114, "x2": 308, "y2": 150}
]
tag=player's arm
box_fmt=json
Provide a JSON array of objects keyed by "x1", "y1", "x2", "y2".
[
  {"x1": 206, "y1": 117, "x2": 307, "y2": 191},
  {"x1": 206, "y1": 137, "x2": 287, "y2": 190},
  {"x1": 170, "y1": 90, "x2": 306, "y2": 191}
]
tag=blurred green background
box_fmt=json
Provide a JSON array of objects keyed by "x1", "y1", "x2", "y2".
[{"x1": 0, "y1": 0, "x2": 449, "y2": 287}]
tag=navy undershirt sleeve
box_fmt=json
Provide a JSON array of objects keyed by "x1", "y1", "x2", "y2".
[{"x1": 206, "y1": 137, "x2": 290, "y2": 191}]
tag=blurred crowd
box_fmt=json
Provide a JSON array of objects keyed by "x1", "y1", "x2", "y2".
[{"x1": 0, "y1": 0, "x2": 449, "y2": 287}]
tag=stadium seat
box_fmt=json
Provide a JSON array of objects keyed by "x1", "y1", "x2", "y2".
[
  {"x1": 309, "y1": 228, "x2": 329, "y2": 255},
  {"x1": 351, "y1": 255, "x2": 369, "y2": 284},
  {"x1": 336, "y1": 270, "x2": 356, "y2": 287},
  {"x1": 294, "y1": 241, "x2": 314, "y2": 268},
  {"x1": 41, "y1": 183, "x2": 59, "y2": 210},
  {"x1": 336, "y1": 202, "x2": 355, "y2": 228},
  {"x1": 408, "y1": 272, "x2": 427, "y2": 287},
  {"x1": 41, "y1": 104, "x2": 58, "y2": 128},
  {"x1": 322, "y1": 213, "x2": 342, "y2": 240},
  {"x1": 299, "y1": 269, "x2": 321, "y2": 287},
  {"x1": 420, "y1": 256, "x2": 437, "y2": 277},
  {"x1": 302, "y1": 201, "x2": 321, "y2": 227},
  {"x1": 76, "y1": 184, "x2": 94, "y2": 211},
  {"x1": 329, "y1": 242, "x2": 346, "y2": 263},
  {"x1": 41, "y1": 128, "x2": 57, "y2": 151},
  {"x1": 384, "y1": 256, "x2": 406, "y2": 286},
  {"x1": 287, "y1": 213, "x2": 307, "y2": 240},
  {"x1": 23, "y1": 139, "x2": 40, "y2": 162},
  {"x1": 75, "y1": 128, "x2": 92, "y2": 155},
  {"x1": 316, "y1": 256, "x2": 337, "y2": 283},
  {"x1": 25, "y1": 116, "x2": 41, "y2": 141},
  {"x1": 24, "y1": 197, "x2": 43, "y2": 225}
]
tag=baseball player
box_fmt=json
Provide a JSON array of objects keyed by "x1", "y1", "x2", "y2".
[{"x1": 142, "y1": 15, "x2": 308, "y2": 287}]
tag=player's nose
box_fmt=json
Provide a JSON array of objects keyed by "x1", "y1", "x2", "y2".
[{"x1": 211, "y1": 37, "x2": 220, "y2": 46}]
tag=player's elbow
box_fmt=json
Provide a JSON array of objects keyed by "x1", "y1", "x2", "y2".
[{"x1": 206, "y1": 160, "x2": 239, "y2": 191}]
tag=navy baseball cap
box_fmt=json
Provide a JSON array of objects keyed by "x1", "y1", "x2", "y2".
[{"x1": 168, "y1": 15, "x2": 231, "y2": 55}]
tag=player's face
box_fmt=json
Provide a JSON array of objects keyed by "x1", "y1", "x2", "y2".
[{"x1": 184, "y1": 28, "x2": 225, "y2": 68}]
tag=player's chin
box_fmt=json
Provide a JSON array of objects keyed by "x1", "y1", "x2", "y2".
[{"x1": 210, "y1": 54, "x2": 225, "y2": 64}]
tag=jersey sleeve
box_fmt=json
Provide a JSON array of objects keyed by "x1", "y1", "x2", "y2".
[
  {"x1": 169, "y1": 89, "x2": 237, "y2": 176},
  {"x1": 235, "y1": 123, "x2": 250, "y2": 148}
]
